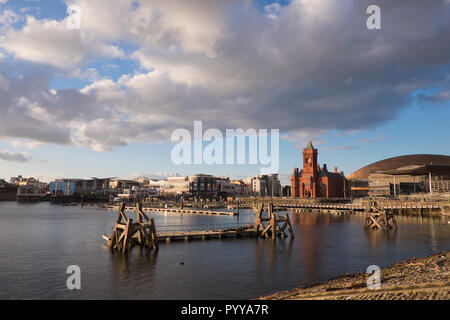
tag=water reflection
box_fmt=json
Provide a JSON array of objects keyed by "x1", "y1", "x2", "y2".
[
  {"x1": 293, "y1": 213, "x2": 328, "y2": 282},
  {"x1": 364, "y1": 229, "x2": 398, "y2": 251},
  {"x1": 108, "y1": 250, "x2": 131, "y2": 285},
  {"x1": 108, "y1": 246, "x2": 159, "y2": 291},
  {"x1": 0, "y1": 203, "x2": 448, "y2": 299}
]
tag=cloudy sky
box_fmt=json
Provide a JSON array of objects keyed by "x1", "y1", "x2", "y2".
[{"x1": 0, "y1": 0, "x2": 449, "y2": 184}]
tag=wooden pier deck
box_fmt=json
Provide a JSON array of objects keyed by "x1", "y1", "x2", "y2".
[
  {"x1": 102, "y1": 202, "x2": 295, "y2": 251},
  {"x1": 273, "y1": 202, "x2": 444, "y2": 211},
  {"x1": 239, "y1": 198, "x2": 448, "y2": 214},
  {"x1": 103, "y1": 224, "x2": 256, "y2": 244},
  {"x1": 105, "y1": 205, "x2": 237, "y2": 216}
]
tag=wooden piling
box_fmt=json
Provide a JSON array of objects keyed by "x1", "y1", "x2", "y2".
[
  {"x1": 364, "y1": 204, "x2": 398, "y2": 231},
  {"x1": 254, "y1": 202, "x2": 294, "y2": 240},
  {"x1": 105, "y1": 202, "x2": 158, "y2": 253}
]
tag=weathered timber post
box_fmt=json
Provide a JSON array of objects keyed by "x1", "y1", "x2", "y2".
[
  {"x1": 364, "y1": 201, "x2": 398, "y2": 231},
  {"x1": 104, "y1": 202, "x2": 158, "y2": 253},
  {"x1": 254, "y1": 202, "x2": 294, "y2": 240},
  {"x1": 269, "y1": 203, "x2": 276, "y2": 240}
]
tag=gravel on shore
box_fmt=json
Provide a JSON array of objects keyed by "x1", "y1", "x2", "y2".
[{"x1": 257, "y1": 251, "x2": 449, "y2": 300}]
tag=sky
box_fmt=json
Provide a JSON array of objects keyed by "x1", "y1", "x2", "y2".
[{"x1": 0, "y1": 0, "x2": 449, "y2": 185}]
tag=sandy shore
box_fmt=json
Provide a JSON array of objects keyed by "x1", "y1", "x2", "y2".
[{"x1": 257, "y1": 251, "x2": 449, "y2": 300}]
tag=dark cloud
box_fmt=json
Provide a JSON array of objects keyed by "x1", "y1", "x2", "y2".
[
  {"x1": 0, "y1": 0, "x2": 449, "y2": 150},
  {"x1": 0, "y1": 151, "x2": 32, "y2": 162}
]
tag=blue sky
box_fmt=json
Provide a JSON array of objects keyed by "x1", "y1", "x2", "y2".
[{"x1": 0, "y1": 0, "x2": 449, "y2": 184}]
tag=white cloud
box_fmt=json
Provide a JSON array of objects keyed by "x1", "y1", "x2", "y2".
[
  {"x1": 0, "y1": 0, "x2": 449, "y2": 153},
  {"x1": 0, "y1": 9, "x2": 20, "y2": 33},
  {"x1": 71, "y1": 68, "x2": 99, "y2": 81},
  {"x1": 11, "y1": 139, "x2": 44, "y2": 149},
  {"x1": 0, "y1": 15, "x2": 123, "y2": 69}
]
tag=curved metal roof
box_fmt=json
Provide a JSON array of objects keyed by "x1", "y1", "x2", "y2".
[
  {"x1": 377, "y1": 164, "x2": 450, "y2": 176},
  {"x1": 347, "y1": 154, "x2": 450, "y2": 180}
]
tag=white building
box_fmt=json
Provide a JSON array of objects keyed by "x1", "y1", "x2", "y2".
[
  {"x1": 244, "y1": 174, "x2": 281, "y2": 197},
  {"x1": 154, "y1": 176, "x2": 190, "y2": 195}
]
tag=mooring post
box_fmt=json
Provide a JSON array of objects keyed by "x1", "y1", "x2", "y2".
[
  {"x1": 269, "y1": 203, "x2": 276, "y2": 240},
  {"x1": 254, "y1": 202, "x2": 264, "y2": 234},
  {"x1": 104, "y1": 201, "x2": 159, "y2": 253},
  {"x1": 285, "y1": 213, "x2": 294, "y2": 239}
]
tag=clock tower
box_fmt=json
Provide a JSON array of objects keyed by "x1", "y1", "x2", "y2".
[{"x1": 301, "y1": 140, "x2": 319, "y2": 197}]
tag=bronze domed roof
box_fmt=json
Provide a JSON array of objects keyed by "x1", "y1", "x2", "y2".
[{"x1": 347, "y1": 154, "x2": 450, "y2": 180}]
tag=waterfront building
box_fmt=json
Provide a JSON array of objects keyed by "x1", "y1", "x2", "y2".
[
  {"x1": 49, "y1": 180, "x2": 76, "y2": 195},
  {"x1": 231, "y1": 179, "x2": 250, "y2": 196},
  {"x1": 215, "y1": 177, "x2": 235, "y2": 196},
  {"x1": 244, "y1": 175, "x2": 266, "y2": 196},
  {"x1": 50, "y1": 177, "x2": 114, "y2": 195},
  {"x1": 10, "y1": 176, "x2": 47, "y2": 189},
  {"x1": 367, "y1": 172, "x2": 418, "y2": 197},
  {"x1": 0, "y1": 179, "x2": 17, "y2": 201},
  {"x1": 147, "y1": 179, "x2": 167, "y2": 194},
  {"x1": 291, "y1": 140, "x2": 349, "y2": 198},
  {"x1": 10, "y1": 175, "x2": 26, "y2": 184},
  {"x1": 244, "y1": 174, "x2": 281, "y2": 197},
  {"x1": 266, "y1": 174, "x2": 282, "y2": 197},
  {"x1": 11, "y1": 176, "x2": 48, "y2": 200},
  {"x1": 109, "y1": 179, "x2": 141, "y2": 192},
  {"x1": 16, "y1": 184, "x2": 47, "y2": 200},
  {"x1": 155, "y1": 176, "x2": 189, "y2": 195},
  {"x1": 371, "y1": 164, "x2": 450, "y2": 197},
  {"x1": 213, "y1": 177, "x2": 250, "y2": 197},
  {"x1": 347, "y1": 154, "x2": 450, "y2": 197},
  {"x1": 188, "y1": 174, "x2": 215, "y2": 197}
]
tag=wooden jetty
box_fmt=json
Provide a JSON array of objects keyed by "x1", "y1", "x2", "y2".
[
  {"x1": 238, "y1": 197, "x2": 448, "y2": 216},
  {"x1": 105, "y1": 205, "x2": 237, "y2": 216},
  {"x1": 103, "y1": 202, "x2": 295, "y2": 252},
  {"x1": 103, "y1": 224, "x2": 257, "y2": 244},
  {"x1": 156, "y1": 224, "x2": 256, "y2": 242}
]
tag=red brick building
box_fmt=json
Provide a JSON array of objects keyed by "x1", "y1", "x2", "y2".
[{"x1": 291, "y1": 140, "x2": 349, "y2": 198}]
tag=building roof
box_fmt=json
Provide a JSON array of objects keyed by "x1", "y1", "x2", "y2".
[
  {"x1": 347, "y1": 154, "x2": 450, "y2": 180},
  {"x1": 111, "y1": 179, "x2": 141, "y2": 184},
  {"x1": 318, "y1": 170, "x2": 343, "y2": 179},
  {"x1": 377, "y1": 164, "x2": 450, "y2": 176},
  {"x1": 295, "y1": 168, "x2": 343, "y2": 179},
  {"x1": 306, "y1": 139, "x2": 314, "y2": 149}
]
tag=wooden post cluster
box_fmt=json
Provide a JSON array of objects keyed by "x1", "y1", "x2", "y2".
[
  {"x1": 106, "y1": 202, "x2": 158, "y2": 252},
  {"x1": 254, "y1": 202, "x2": 294, "y2": 240},
  {"x1": 364, "y1": 201, "x2": 398, "y2": 231}
]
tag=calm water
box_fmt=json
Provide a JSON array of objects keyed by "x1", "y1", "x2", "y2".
[{"x1": 0, "y1": 202, "x2": 448, "y2": 300}]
